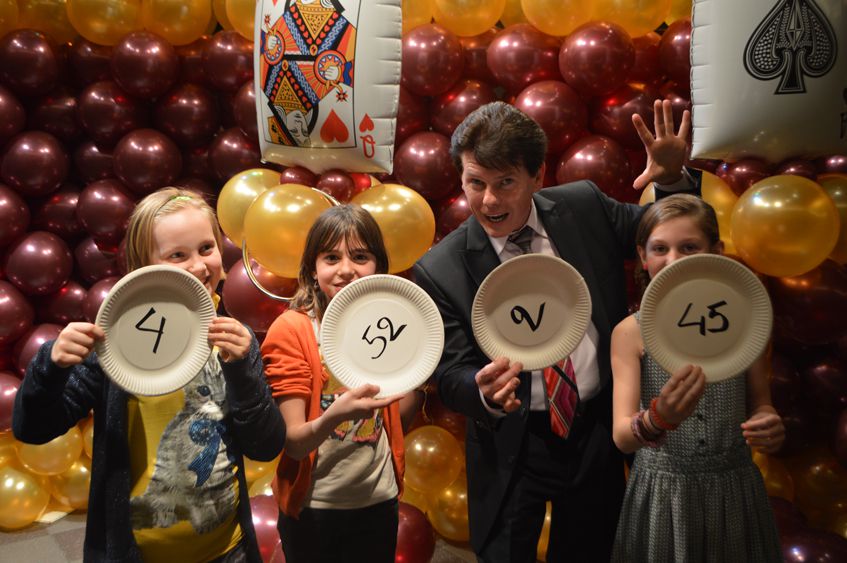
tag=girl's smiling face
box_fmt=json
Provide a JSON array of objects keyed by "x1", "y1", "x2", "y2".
[
  {"x1": 314, "y1": 237, "x2": 377, "y2": 301},
  {"x1": 150, "y1": 207, "x2": 223, "y2": 296},
  {"x1": 638, "y1": 216, "x2": 724, "y2": 279}
]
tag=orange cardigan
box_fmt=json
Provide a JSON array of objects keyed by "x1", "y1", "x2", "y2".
[{"x1": 261, "y1": 309, "x2": 405, "y2": 518}]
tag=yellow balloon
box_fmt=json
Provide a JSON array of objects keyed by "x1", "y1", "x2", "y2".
[
  {"x1": 15, "y1": 426, "x2": 83, "y2": 476},
  {"x1": 243, "y1": 454, "x2": 280, "y2": 484},
  {"x1": 351, "y1": 184, "x2": 436, "y2": 273},
  {"x1": 500, "y1": 0, "x2": 526, "y2": 26},
  {"x1": 818, "y1": 174, "x2": 847, "y2": 264},
  {"x1": 426, "y1": 471, "x2": 469, "y2": 542},
  {"x1": 48, "y1": 456, "x2": 91, "y2": 510},
  {"x1": 754, "y1": 452, "x2": 794, "y2": 502},
  {"x1": 536, "y1": 500, "x2": 552, "y2": 562},
  {"x1": 400, "y1": 481, "x2": 430, "y2": 513},
  {"x1": 403, "y1": 0, "x2": 432, "y2": 34},
  {"x1": 520, "y1": 0, "x2": 591, "y2": 36},
  {"x1": 731, "y1": 175, "x2": 840, "y2": 278},
  {"x1": 432, "y1": 0, "x2": 505, "y2": 37},
  {"x1": 667, "y1": 0, "x2": 691, "y2": 22},
  {"x1": 0, "y1": 465, "x2": 51, "y2": 530},
  {"x1": 18, "y1": 0, "x2": 78, "y2": 44},
  {"x1": 404, "y1": 425, "x2": 463, "y2": 494},
  {"x1": 0, "y1": 431, "x2": 18, "y2": 469},
  {"x1": 0, "y1": 0, "x2": 19, "y2": 38},
  {"x1": 140, "y1": 0, "x2": 211, "y2": 46},
  {"x1": 225, "y1": 0, "x2": 254, "y2": 41},
  {"x1": 589, "y1": 0, "x2": 671, "y2": 38},
  {"x1": 217, "y1": 168, "x2": 280, "y2": 245},
  {"x1": 81, "y1": 417, "x2": 94, "y2": 459},
  {"x1": 213, "y1": 0, "x2": 233, "y2": 30},
  {"x1": 67, "y1": 0, "x2": 142, "y2": 46},
  {"x1": 243, "y1": 184, "x2": 334, "y2": 278}
]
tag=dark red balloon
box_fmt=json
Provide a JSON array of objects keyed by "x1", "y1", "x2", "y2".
[
  {"x1": 0, "y1": 184, "x2": 30, "y2": 249},
  {"x1": 279, "y1": 166, "x2": 318, "y2": 187},
  {"x1": 559, "y1": 22, "x2": 635, "y2": 97},
  {"x1": 402, "y1": 24, "x2": 463, "y2": 97},
  {"x1": 659, "y1": 81, "x2": 691, "y2": 128},
  {"x1": 425, "y1": 393, "x2": 467, "y2": 443},
  {"x1": 222, "y1": 259, "x2": 294, "y2": 333},
  {"x1": 173, "y1": 177, "x2": 217, "y2": 204},
  {"x1": 487, "y1": 23, "x2": 560, "y2": 94},
  {"x1": 316, "y1": 170, "x2": 355, "y2": 202},
  {"x1": 77, "y1": 179, "x2": 136, "y2": 248},
  {"x1": 395, "y1": 86, "x2": 429, "y2": 148},
  {"x1": 0, "y1": 281, "x2": 34, "y2": 346},
  {"x1": 0, "y1": 131, "x2": 68, "y2": 197},
  {"x1": 28, "y1": 87, "x2": 82, "y2": 144},
  {"x1": 202, "y1": 31, "x2": 253, "y2": 93},
  {"x1": 77, "y1": 81, "x2": 149, "y2": 148},
  {"x1": 232, "y1": 80, "x2": 257, "y2": 144},
  {"x1": 396, "y1": 502, "x2": 435, "y2": 563},
  {"x1": 74, "y1": 141, "x2": 115, "y2": 183},
  {"x1": 176, "y1": 36, "x2": 211, "y2": 86},
  {"x1": 394, "y1": 131, "x2": 461, "y2": 201},
  {"x1": 459, "y1": 28, "x2": 498, "y2": 83},
  {"x1": 113, "y1": 129, "x2": 182, "y2": 196},
  {"x1": 220, "y1": 235, "x2": 242, "y2": 272},
  {"x1": 591, "y1": 84, "x2": 658, "y2": 150},
  {"x1": 782, "y1": 530, "x2": 847, "y2": 563},
  {"x1": 68, "y1": 38, "x2": 113, "y2": 89},
  {"x1": 776, "y1": 159, "x2": 817, "y2": 181},
  {"x1": 802, "y1": 356, "x2": 847, "y2": 417},
  {"x1": 0, "y1": 30, "x2": 59, "y2": 97},
  {"x1": 769, "y1": 353, "x2": 801, "y2": 415},
  {"x1": 835, "y1": 408, "x2": 847, "y2": 468},
  {"x1": 74, "y1": 237, "x2": 120, "y2": 285},
  {"x1": 686, "y1": 158, "x2": 720, "y2": 174},
  {"x1": 515, "y1": 80, "x2": 587, "y2": 155},
  {"x1": 658, "y1": 19, "x2": 692, "y2": 88},
  {"x1": 0, "y1": 371, "x2": 20, "y2": 431},
  {"x1": 182, "y1": 146, "x2": 215, "y2": 183},
  {"x1": 0, "y1": 85, "x2": 25, "y2": 144},
  {"x1": 431, "y1": 79, "x2": 497, "y2": 138},
  {"x1": 208, "y1": 127, "x2": 261, "y2": 182},
  {"x1": 82, "y1": 276, "x2": 119, "y2": 323},
  {"x1": 769, "y1": 496, "x2": 807, "y2": 538},
  {"x1": 715, "y1": 158, "x2": 771, "y2": 196},
  {"x1": 249, "y1": 495, "x2": 283, "y2": 563},
  {"x1": 3, "y1": 231, "x2": 73, "y2": 297},
  {"x1": 556, "y1": 135, "x2": 633, "y2": 202},
  {"x1": 437, "y1": 193, "x2": 471, "y2": 237},
  {"x1": 33, "y1": 184, "x2": 84, "y2": 241},
  {"x1": 816, "y1": 155, "x2": 847, "y2": 175},
  {"x1": 37, "y1": 280, "x2": 87, "y2": 325},
  {"x1": 629, "y1": 32, "x2": 663, "y2": 85},
  {"x1": 12, "y1": 323, "x2": 62, "y2": 376},
  {"x1": 111, "y1": 31, "x2": 179, "y2": 99},
  {"x1": 154, "y1": 83, "x2": 220, "y2": 148}
]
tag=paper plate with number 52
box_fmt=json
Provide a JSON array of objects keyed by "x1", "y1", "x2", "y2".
[
  {"x1": 639, "y1": 254, "x2": 772, "y2": 382},
  {"x1": 95, "y1": 265, "x2": 215, "y2": 396}
]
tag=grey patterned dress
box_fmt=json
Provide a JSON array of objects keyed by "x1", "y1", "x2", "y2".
[{"x1": 612, "y1": 317, "x2": 782, "y2": 562}]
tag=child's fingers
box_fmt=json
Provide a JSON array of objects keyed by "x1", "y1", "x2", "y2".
[{"x1": 677, "y1": 109, "x2": 691, "y2": 139}]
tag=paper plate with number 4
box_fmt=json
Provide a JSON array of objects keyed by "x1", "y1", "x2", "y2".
[
  {"x1": 95, "y1": 265, "x2": 215, "y2": 396},
  {"x1": 640, "y1": 254, "x2": 772, "y2": 382},
  {"x1": 320, "y1": 275, "x2": 444, "y2": 398},
  {"x1": 472, "y1": 254, "x2": 592, "y2": 371}
]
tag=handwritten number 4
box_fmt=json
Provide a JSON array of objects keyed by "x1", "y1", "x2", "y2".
[
  {"x1": 135, "y1": 307, "x2": 167, "y2": 354},
  {"x1": 361, "y1": 317, "x2": 406, "y2": 360},
  {"x1": 677, "y1": 300, "x2": 729, "y2": 336}
]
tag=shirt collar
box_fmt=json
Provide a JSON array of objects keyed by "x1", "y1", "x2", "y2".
[{"x1": 488, "y1": 200, "x2": 548, "y2": 256}]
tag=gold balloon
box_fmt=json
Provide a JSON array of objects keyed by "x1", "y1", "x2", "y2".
[
  {"x1": 790, "y1": 451, "x2": 847, "y2": 522},
  {"x1": 67, "y1": 0, "x2": 142, "y2": 46},
  {"x1": 217, "y1": 168, "x2": 280, "y2": 245},
  {"x1": 432, "y1": 0, "x2": 505, "y2": 37},
  {"x1": 818, "y1": 174, "x2": 847, "y2": 264},
  {"x1": 500, "y1": 0, "x2": 527, "y2": 26},
  {"x1": 244, "y1": 454, "x2": 280, "y2": 484},
  {"x1": 589, "y1": 0, "x2": 671, "y2": 38},
  {"x1": 18, "y1": 0, "x2": 79, "y2": 44},
  {"x1": 351, "y1": 183, "x2": 436, "y2": 273},
  {"x1": 48, "y1": 456, "x2": 91, "y2": 510},
  {"x1": 427, "y1": 471, "x2": 469, "y2": 542},
  {"x1": 520, "y1": 0, "x2": 592, "y2": 36},
  {"x1": 0, "y1": 465, "x2": 51, "y2": 530},
  {"x1": 404, "y1": 425, "x2": 463, "y2": 494},
  {"x1": 667, "y1": 0, "x2": 691, "y2": 22},
  {"x1": 140, "y1": 0, "x2": 210, "y2": 46},
  {"x1": 225, "y1": 0, "x2": 253, "y2": 41},
  {"x1": 731, "y1": 175, "x2": 840, "y2": 277},
  {"x1": 536, "y1": 500, "x2": 552, "y2": 562},
  {"x1": 212, "y1": 0, "x2": 232, "y2": 29},
  {"x1": 81, "y1": 417, "x2": 94, "y2": 459},
  {"x1": 243, "y1": 184, "x2": 334, "y2": 278},
  {"x1": 0, "y1": 0, "x2": 18, "y2": 38},
  {"x1": 400, "y1": 481, "x2": 430, "y2": 513},
  {"x1": 756, "y1": 453, "x2": 794, "y2": 502},
  {"x1": 0, "y1": 431, "x2": 17, "y2": 469},
  {"x1": 402, "y1": 0, "x2": 432, "y2": 34},
  {"x1": 15, "y1": 426, "x2": 83, "y2": 476}
]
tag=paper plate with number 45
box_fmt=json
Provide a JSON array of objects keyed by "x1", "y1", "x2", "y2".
[
  {"x1": 95, "y1": 265, "x2": 215, "y2": 396},
  {"x1": 640, "y1": 254, "x2": 772, "y2": 382},
  {"x1": 320, "y1": 275, "x2": 444, "y2": 398}
]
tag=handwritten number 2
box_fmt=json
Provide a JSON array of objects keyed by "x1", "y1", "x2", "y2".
[
  {"x1": 361, "y1": 317, "x2": 406, "y2": 360},
  {"x1": 677, "y1": 300, "x2": 729, "y2": 336},
  {"x1": 135, "y1": 307, "x2": 166, "y2": 353}
]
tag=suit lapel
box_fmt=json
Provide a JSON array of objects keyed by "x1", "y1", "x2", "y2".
[{"x1": 460, "y1": 216, "x2": 501, "y2": 288}]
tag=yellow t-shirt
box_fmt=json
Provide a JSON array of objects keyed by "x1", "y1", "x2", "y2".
[{"x1": 127, "y1": 352, "x2": 242, "y2": 562}]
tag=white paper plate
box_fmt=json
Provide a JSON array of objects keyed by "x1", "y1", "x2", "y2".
[
  {"x1": 94, "y1": 265, "x2": 215, "y2": 396},
  {"x1": 472, "y1": 254, "x2": 592, "y2": 371},
  {"x1": 321, "y1": 274, "x2": 444, "y2": 398},
  {"x1": 640, "y1": 254, "x2": 772, "y2": 382}
]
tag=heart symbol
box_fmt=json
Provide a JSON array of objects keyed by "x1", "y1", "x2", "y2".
[
  {"x1": 320, "y1": 109, "x2": 349, "y2": 143},
  {"x1": 359, "y1": 114, "x2": 374, "y2": 133}
]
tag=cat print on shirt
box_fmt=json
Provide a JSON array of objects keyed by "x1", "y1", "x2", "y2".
[{"x1": 130, "y1": 355, "x2": 237, "y2": 534}]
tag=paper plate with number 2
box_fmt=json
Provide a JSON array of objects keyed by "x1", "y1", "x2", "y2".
[
  {"x1": 95, "y1": 265, "x2": 216, "y2": 396},
  {"x1": 640, "y1": 254, "x2": 772, "y2": 382},
  {"x1": 320, "y1": 275, "x2": 444, "y2": 398}
]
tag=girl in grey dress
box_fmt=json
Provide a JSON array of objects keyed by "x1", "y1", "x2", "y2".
[{"x1": 610, "y1": 195, "x2": 783, "y2": 562}]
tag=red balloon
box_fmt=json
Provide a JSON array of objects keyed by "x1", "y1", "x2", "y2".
[
  {"x1": 835, "y1": 408, "x2": 847, "y2": 468},
  {"x1": 769, "y1": 497, "x2": 807, "y2": 538},
  {"x1": 715, "y1": 158, "x2": 771, "y2": 196},
  {"x1": 3, "y1": 231, "x2": 73, "y2": 297},
  {"x1": 316, "y1": 170, "x2": 355, "y2": 202},
  {"x1": 176, "y1": 36, "x2": 211, "y2": 86},
  {"x1": 590, "y1": 84, "x2": 657, "y2": 151},
  {"x1": 33, "y1": 184, "x2": 85, "y2": 241},
  {"x1": 220, "y1": 235, "x2": 242, "y2": 272},
  {"x1": 12, "y1": 323, "x2": 62, "y2": 376},
  {"x1": 279, "y1": 166, "x2": 317, "y2": 187},
  {"x1": 0, "y1": 131, "x2": 68, "y2": 197},
  {"x1": 401, "y1": 24, "x2": 464, "y2": 97},
  {"x1": 776, "y1": 159, "x2": 817, "y2": 181},
  {"x1": 396, "y1": 502, "x2": 435, "y2": 563},
  {"x1": 459, "y1": 28, "x2": 498, "y2": 83},
  {"x1": 802, "y1": 357, "x2": 847, "y2": 418},
  {"x1": 816, "y1": 155, "x2": 847, "y2": 175},
  {"x1": 77, "y1": 81, "x2": 148, "y2": 148},
  {"x1": 29, "y1": 87, "x2": 82, "y2": 144},
  {"x1": 0, "y1": 184, "x2": 30, "y2": 249},
  {"x1": 69, "y1": 38, "x2": 113, "y2": 89},
  {"x1": 73, "y1": 141, "x2": 115, "y2": 183},
  {"x1": 395, "y1": 86, "x2": 430, "y2": 148},
  {"x1": 629, "y1": 32, "x2": 663, "y2": 85},
  {"x1": 232, "y1": 81, "x2": 258, "y2": 144},
  {"x1": 173, "y1": 177, "x2": 217, "y2": 204},
  {"x1": 182, "y1": 146, "x2": 215, "y2": 183},
  {"x1": 515, "y1": 80, "x2": 587, "y2": 155},
  {"x1": 111, "y1": 31, "x2": 179, "y2": 99},
  {"x1": 431, "y1": 79, "x2": 497, "y2": 138},
  {"x1": 208, "y1": 127, "x2": 262, "y2": 182},
  {"x1": 555, "y1": 135, "x2": 633, "y2": 202},
  {"x1": 153, "y1": 83, "x2": 219, "y2": 149},
  {"x1": 686, "y1": 158, "x2": 720, "y2": 174},
  {"x1": 425, "y1": 393, "x2": 466, "y2": 443},
  {"x1": 222, "y1": 259, "x2": 294, "y2": 333},
  {"x1": 37, "y1": 281, "x2": 87, "y2": 325},
  {"x1": 394, "y1": 131, "x2": 460, "y2": 201},
  {"x1": 437, "y1": 193, "x2": 471, "y2": 237},
  {"x1": 559, "y1": 22, "x2": 635, "y2": 97},
  {"x1": 658, "y1": 19, "x2": 691, "y2": 88},
  {"x1": 0, "y1": 30, "x2": 59, "y2": 97},
  {"x1": 83, "y1": 276, "x2": 119, "y2": 323},
  {"x1": 659, "y1": 81, "x2": 691, "y2": 127},
  {"x1": 77, "y1": 179, "x2": 136, "y2": 248},
  {"x1": 249, "y1": 494, "x2": 283, "y2": 563},
  {"x1": 782, "y1": 530, "x2": 847, "y2": 563},
  {"x1": 0, "y1": 85, "x2": 25, "y2": 144},
  {"x1": 769, "y1": 353, "x2": 801, "y2": 415},
  {"x1": 0, "y1": 371, "x2": 21, "y2": 431},
  {"x1": 0, "y1": 281, "x2": 34, "y2": 347},
  {"x1": 113, "y1": 129, "x2": 182, "y2": 196},
  {"x1": 486, "y1": 24, "x2": 560, "y2": 94},
  {"x1": 202, "y1": 31, "x2": 253, "y2": 93},
  {"x1": 74, "y1": 237, "x2": 120, "y2": 285}
]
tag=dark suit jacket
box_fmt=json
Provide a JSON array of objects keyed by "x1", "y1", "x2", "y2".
[{"x1": 413, "y1": 179, "x2": 698, "y2": 551}]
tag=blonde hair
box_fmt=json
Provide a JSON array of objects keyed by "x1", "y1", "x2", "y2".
[{"x1": 123, "y1": 187, "x2": 223, "y2": 273}]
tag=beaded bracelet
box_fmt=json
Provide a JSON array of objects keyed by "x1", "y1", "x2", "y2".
[
  {"x1": 631, "y1": 410, "x2": 667, "y2": 448},
  {"x1": 649, "y1": 397, "x2": 680, "y2": 431}
]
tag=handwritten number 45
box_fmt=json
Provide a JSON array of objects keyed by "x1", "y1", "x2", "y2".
[
  {"x1": 677, "y1": 300, "x2": 729, "y2": 336},
  {"x1": 135, "y1": 307, "x2": 167, "y2": 354},
  {"x1": 361, "y1": 317, "x2": 406, "y2": 360}
]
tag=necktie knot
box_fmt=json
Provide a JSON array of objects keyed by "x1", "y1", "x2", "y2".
[{"x1": 508, "y1": 225, "x2": 534, "y2": 255}]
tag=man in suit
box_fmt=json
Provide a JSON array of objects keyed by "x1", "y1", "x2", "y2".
[{"x1": 413, "y1": 100, "x2": 699, "y2": 562}]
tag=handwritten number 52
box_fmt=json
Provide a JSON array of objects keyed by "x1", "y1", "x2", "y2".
[
  {"x1": 677, "y1": 300, "x2": 729, "y2": 336},
  {"x1": 361, "y1": 317, "x2": 406, "y2": 360}
]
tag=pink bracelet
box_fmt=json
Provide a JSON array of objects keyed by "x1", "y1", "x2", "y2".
[{"x1": 631, "y1": 410, "x2": 667, "y2": 448}]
